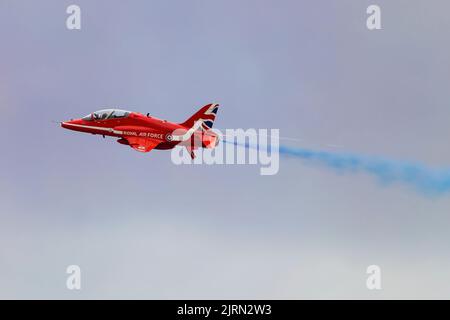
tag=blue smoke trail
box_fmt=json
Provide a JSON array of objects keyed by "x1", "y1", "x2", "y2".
[
  {"x1": 225, "y1": 140, "x2": 450, "y2": 195},
  {"x1": 279, "y1": 145, "x2": 450, "y2": 195}
]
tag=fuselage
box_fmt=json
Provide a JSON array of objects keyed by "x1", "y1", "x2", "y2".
[{"x1": 61, "y1": 109, "x2": 219, "y2": 150}]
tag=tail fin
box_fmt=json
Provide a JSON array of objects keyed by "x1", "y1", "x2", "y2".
[{"x1": 180, "y1": 103, "x2": 219, "y2": 131}]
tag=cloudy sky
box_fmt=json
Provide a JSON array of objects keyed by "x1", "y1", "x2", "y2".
[{"x1": 1, "y1": 0, "x2": 450, "y2": 299}]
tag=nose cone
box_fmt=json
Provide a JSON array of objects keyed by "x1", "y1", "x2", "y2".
[
  {"x1": 61, "y1": 119, "x2": 82, "y2": 130},
  {"x1": 61, "y1": 120, "x2": 73, "y2": 130}
]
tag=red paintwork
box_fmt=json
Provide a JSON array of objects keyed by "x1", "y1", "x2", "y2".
[{"x1": 61, "y1": 103, "x2": 219, "y2": 158}]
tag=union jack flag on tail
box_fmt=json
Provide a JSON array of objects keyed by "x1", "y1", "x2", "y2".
[{"x1": 179, "y1": 103, "x2": 219, "y2": 131}]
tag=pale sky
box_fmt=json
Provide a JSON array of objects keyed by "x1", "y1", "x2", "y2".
[{"x1": 1, "y1": 0, "x2": 450, "y2": 299}]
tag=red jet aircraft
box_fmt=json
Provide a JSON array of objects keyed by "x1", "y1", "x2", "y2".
[{"x1": 61, "y1": 103, "x2": 219, "y2": 158}]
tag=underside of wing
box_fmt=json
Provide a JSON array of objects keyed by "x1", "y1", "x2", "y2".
[{"x1": 122, "y1": 136, "x2": 161, "y2": 153}]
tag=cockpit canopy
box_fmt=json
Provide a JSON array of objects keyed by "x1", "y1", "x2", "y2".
[{"x1": 82, "y1": 109, "x2": 130, "y2": 121}]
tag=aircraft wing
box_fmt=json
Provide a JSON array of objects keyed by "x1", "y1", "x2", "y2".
[{"x1": 124, "y1": 136, "x2": 161, "y2": 153}]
